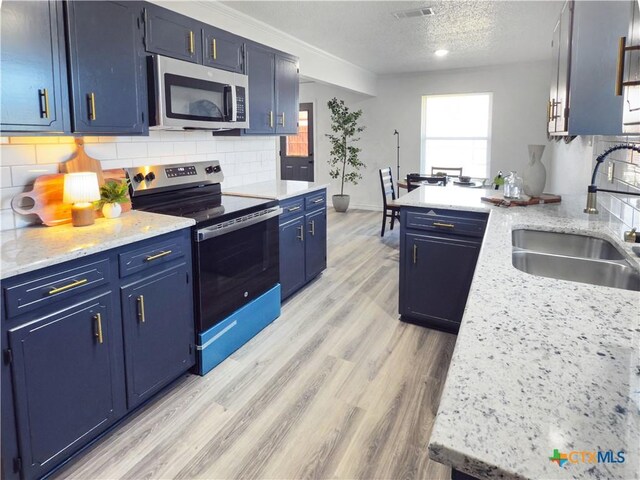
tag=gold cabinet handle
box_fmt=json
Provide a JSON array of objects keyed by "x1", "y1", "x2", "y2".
[
  {"x1": 269, "y1": 111, "x2": 274, "y2": 128},
  {"x1": 40, "y1": 88, "x2": 50, "y2": 119},
  {"x1": 188, "y1": 31, "x2": 194, "y2": 54},
  {"x1": 433, "y1": 222, "x2": 455, "y2": 228},
  {"x1": 88, "y1": 92, "x2": 96, "y2": 121},
  {"x1": 616, "y1": 36, "x2": 626, "y2": 96},
  {"x1": 48, "y1": 278, "x2": 88, "y2": 295},
  {"x1": 309, "y1": 220, "x2": 315, "y2": 236},
  {"x1": 296, "y1": 225, "x2": 304, "y2": 241},
  {"x1": 212, "y1": 38, "x2": 217, "y2": 59},
  {"x1": 412, "y1": 244, "x2": 418, "y2": 265},
  {"x1": 137, "y1": 295, "x2": 145, "y2": 323},
  {"x1": 145, "y1": 250, "x2": 172, "y2": 262},
  {"x1": 94, "y1": 313, "x2": 104, "y2": 344}
]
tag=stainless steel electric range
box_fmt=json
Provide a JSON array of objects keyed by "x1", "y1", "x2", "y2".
[{"x1": 125, "y1": 161, "x2": 282, "y2": 375}]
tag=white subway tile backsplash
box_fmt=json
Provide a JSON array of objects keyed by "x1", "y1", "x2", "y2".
[
  {"x1": 173, "y1": 141, "x2": 197, "y2": 156},
  {"x1": 1, "y1": 167, "x2": 12, "y2": 188},
  {"x1": 100, "y1": 159, "x2": 132, "y2": 170},
  {"x1": 35, "y1": 144, "x2": 75, "y2": 164},
  {"x1": 117, "y1": 142, "x2": 147, "y2": 159},
  {"x1": 1, "y1": 145, "x2": 36, "y2": 165},
  {"x1": 147, "y1": 142, "x2": 174, "y2": 157},
  {"x1": 10, "y1": 136, "x2": 59, "y2": 144},
  {"x1": 1, "y1": 186, "x2": 26, "y2": 209},
  {"x1": 196, "y1": 141, "x2": 217, "y2": 154},
  {"x1": 84, "y1": 142, "x2": 118, "y2": 160},
  {"x1": 11, "y1": 164, "x2": 59, "y2": 186},
  {"x1": 0, "y1": 209, "x2": 15, "y2": 230}
]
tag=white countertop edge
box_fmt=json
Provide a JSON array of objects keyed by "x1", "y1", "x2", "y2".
[{"x1": 223, "y1": 180, "x2": 329, "y2": 201}]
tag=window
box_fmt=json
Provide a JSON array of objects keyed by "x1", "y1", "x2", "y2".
[{"x1": 421, "y1": 93, "x2": 492, "y2": 178}]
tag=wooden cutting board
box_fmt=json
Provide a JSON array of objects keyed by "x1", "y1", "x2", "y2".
[
  {"x1": 11, "y1": 174, "x2": 72, "y2": 226},
  {"x1": 60, "y1": 138, "x2": 105, "y2": 185},
  {"x1": 481, "y1": 193, "x2": 562, "y2": 207}
]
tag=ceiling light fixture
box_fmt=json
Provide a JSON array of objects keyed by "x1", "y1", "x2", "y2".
[{"x1": 434, "y1": 49, "x2": 449, "y2": 57}]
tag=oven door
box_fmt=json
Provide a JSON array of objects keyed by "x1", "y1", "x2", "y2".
[{"x1": 194, "y1": 209, "x2": 280, "y2": 332}]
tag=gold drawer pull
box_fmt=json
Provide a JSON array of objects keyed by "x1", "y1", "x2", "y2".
[
  {"x1": 88, "y1": 92, "x2": 96, "y2": 121},
  {"x1": 145, "y1": 250, "x2": 172, "y2": 262},
  {"x1": 212, "y1": 38, "x2": 217, "y2": 59},
  {"x1": 269, "y1": 111, "x2": 274, "y2": 128},
  {"x1": 309, "y1": 220, "x2": 315, "y2": 236},
  {"x1": 433, "y1": 222, "x2": 455, "y2": 228},
  {"x1": 137, "y1": 295, "x2": 145, "y2": 323},
  {"x1": 413, "y1": 244, "x2": 418, "y2": 264},
  {"x1": 188, "y1": 31, "x2": 195, "y2": 54},
  {"x1": 94, "y1": 313, "x2": 104, "y2": 344},
  {"x1": 288, "y1": 206, "x2": 301, "y2": 212},
  {"x1": 616, "y1": 36, "x2": 626, "y2": 96},
  {"x1": 48, "y1": 278, "x2": 88, "y2": 295},
  {"x1": 40, "y1": 88, "x2": 50, "y2": 119}
]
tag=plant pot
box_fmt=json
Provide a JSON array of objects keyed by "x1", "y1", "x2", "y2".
[
  {"x1": 332, "y1": 194, "x2": 350, "y2": 212},
  {"x1": 102, "y1": 202, "x2": 122, "y2": 219}
]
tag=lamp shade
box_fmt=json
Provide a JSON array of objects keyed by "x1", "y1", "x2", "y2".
[{"x1": 63, "y1": 172, "x2": 100, "y2": 204}]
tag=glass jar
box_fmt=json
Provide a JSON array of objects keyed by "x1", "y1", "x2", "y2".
[{"x1": 504, "y1": 171, "x2": 523, "y2": 199}]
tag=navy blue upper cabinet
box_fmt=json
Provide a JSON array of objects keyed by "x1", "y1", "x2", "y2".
[
  {"x1": 66, "y1": 1, "x2": 147, "y2": 134},
  {"x1": 8, "y1": 292, "x2": 124, "y2": 480},
  {"x1": 202, "y1": 26, "x2": 244, "y2": 73},
  {"x1": 120, "y1": 263, "x2": 194, "y2": 409},
  {"x1": 245, "y1": 42, "x2": 299, "y2": 135},
  {"x1": 0, "y1": 0, "x2": 69, "y2": 133},
  {"x1": 144, "y1": 4, "x2": 203, "y2": 64}
]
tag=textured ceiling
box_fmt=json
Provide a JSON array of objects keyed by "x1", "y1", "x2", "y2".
[{"x1": 219, "y1": 1, "x2": 565, "y2": 74}]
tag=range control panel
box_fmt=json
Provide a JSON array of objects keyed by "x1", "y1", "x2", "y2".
[{"x1": 125, "y1": 161, "x2": 224, "y2": 196}]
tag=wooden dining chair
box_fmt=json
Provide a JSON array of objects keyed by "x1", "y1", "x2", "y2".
[
  {"x1": 378, "y1": 167, "x2": 401, "y2": 237},
  {"x1": 431, "y1": 166, "x2": 463, "y2": 177}
]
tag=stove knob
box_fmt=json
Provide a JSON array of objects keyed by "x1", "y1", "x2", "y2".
[
  {"x1": 145, "y1": 172, "x2": 156, "y2": 182},
  {"x1": 205, "y1": 165, "x2": 214, "y2": 174},
  {"x1": 133, "y1": 173, "x2": 144, "y2": 183}
]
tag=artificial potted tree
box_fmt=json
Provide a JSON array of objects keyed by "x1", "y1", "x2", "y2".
[
  {"x1": 326, "y1": 97, "x2": 365, "y2": 212},
  {"x1": 97, "y1": 179, "x2": 129, "y2": 219}
]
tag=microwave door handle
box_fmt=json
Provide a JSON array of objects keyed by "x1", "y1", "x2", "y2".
[{"x1": 229, "y1": 86, "x2": 237, "y2": 122}]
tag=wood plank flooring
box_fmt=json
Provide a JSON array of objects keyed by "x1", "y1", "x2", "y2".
[{"x1": 54, "y1": 209, "x2": 456, "y2": 480}]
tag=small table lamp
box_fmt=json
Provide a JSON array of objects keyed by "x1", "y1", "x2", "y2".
[{"x1": 63, "y1": 172, "x2": 100, "y2": 227}]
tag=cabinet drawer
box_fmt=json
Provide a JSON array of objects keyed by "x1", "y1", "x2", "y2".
[
  {"x1": 118, "y1": 236, "x2": 185, "y2": 277},
  {"x1": 279, "y1": 196, "x2": 305, "y2": 219},
  {"x1": 4, "y1": 259, "x2": 110, "y2": 319},
  {"x1": 305, "y1": 191, "x2": 326, "y2": 210},
  {"x1": 405, "y1": 209, "x2": 488, "y2": 238}
]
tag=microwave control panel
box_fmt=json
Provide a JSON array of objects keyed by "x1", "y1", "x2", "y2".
[{"x1": 235, "y1": 86, "x2": 246, "y2": 122}]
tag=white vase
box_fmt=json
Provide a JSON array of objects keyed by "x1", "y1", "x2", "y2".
[
  {"x1": 523, "y1": 144, "x2": 547, "y2": 197},
  {"x1": 102, "y1": 202, "x2": 122, "y2": 219}
]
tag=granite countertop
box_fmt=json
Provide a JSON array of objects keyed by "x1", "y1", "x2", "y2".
[
  {"x1": 0, "y1": 211, "x2": 195, "y2": 280},
  {"x1": 223, "y1": 180, "x2": 328, "y2": 201},
  {"x1": 395, "y1": 187, "x2": 640, "y2": 480}
]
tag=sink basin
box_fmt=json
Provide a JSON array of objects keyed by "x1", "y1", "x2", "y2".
[
  {"x1": 512, "y1": 251, "x2": 640, "y2": 291},
  {"x1": 512, "y1": 229, "x2": 626, "y2": 260}
]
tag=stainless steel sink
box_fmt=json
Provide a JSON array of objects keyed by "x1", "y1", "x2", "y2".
[
  {"x1": 512, "y1": 229, "x2": 625, "y2": 260},
  {"x1": 512, "y1": 250, "x2": 640, "y2": 291}
]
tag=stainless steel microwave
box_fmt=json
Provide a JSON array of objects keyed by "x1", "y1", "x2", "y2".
[{"x1": 148, "y1": 55, "x2": 249, "y2": 130}]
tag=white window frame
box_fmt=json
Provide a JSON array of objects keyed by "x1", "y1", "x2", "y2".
[{"x1": 420, "y1": 92, "x2": 493, "y2": 178}]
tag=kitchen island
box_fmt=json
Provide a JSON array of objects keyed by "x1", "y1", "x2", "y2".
[{"x1": 392, "y1": 187, "x2": 639, "y2": 480}]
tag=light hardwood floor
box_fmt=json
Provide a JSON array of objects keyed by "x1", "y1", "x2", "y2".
[{"x1": 54, "y1": 209, "x2": 456, "y2": 480}]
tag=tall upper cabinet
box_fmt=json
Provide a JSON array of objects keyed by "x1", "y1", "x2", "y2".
[
  {"x1": 547, "y1": 1, "x2": 630, "y2": 137},
  {"x1": 620, "y1": 1, "x2": 640, "y2": 133},
  {"x1": 0, "y1": 1, "x2": 70, "y2": 133}
]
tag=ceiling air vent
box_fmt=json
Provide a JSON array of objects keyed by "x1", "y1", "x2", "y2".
[{"x1": 392, "y1": 7, "x2": 434, "y2": 20}]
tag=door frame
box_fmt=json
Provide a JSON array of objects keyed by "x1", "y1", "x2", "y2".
[{"x1": 279, "y1": 102, "x2": 314, "y2": 181}]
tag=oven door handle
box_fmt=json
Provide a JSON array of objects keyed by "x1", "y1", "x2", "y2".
[{"x1": 195, "y1": 207, "x2": 282, "y2": 242}]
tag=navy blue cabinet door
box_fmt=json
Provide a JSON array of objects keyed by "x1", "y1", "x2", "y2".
[
  {"x1": 203, "y1": 26, "x2": 244, "y2": 73},
  {"x1": 144, "y1": 4, "x2": 202, "y2": 64},
  {"x1": 120, "y1": 263, "x2": 194, "y2": 409},
  {"x1": 279, "y1": 216, "x2": 306, "y2": 300},
  {"x1": 305, "y1": 208, "x2": 327, "y2": 282},
  {"x1": 0, "y1": 0, "x2": 68, "y2": 133},
  {"x1": 66, "y1": 1, "x2": 147, "y2": 134},
  {"x1": 8, "y1": 292, "x2": 122, "y2": 480},
  {"x1": 275, "y1": 54, "x2": 299, "y2": 135},
  {"x1": 245, "y1": 43, "x2": 276, "y2": 134},
  {"x1": 401, "y1": 233, "x2": 480, "y2": 326}
]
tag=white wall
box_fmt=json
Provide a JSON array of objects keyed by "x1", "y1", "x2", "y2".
[
  {"x1": 546, "y1": 136, "x2": 594, "y2": 194},
  {"x1": 302, "y1": 61, "x2": 553, "y2": 210}
]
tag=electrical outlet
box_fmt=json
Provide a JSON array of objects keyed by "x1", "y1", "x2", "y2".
[{"x1": 607, "y1": 162, "x2": 614, "y2": 183}]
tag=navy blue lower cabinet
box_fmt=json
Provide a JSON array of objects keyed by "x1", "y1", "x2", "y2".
[
  {"x1": 120, "y1": 262, "x2": 194, "y2": 409},
  {"x1": 279, "y1": 215, "x2": 306, "y2": 299},
  {"x1": 399, "y1": 208, "x2": 487, "y2": 332},
  {"x1": 7, "y1": 291, "x2": 124, "y2": 480},
  {"x1": 305, "y1": 208, "x2": 327, "y2": 281}
]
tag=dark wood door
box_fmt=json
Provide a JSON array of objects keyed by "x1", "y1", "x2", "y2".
[
  {"x1": 0, "y1": 0, "x2": 68, "y2": 133},
  {"x1": 144, "y1": 4, "x2": 202, "y2": 64},
  {"x1": 8, "y1": 292, "x2": 122, "y2": 480},
  {"x1": 203, "y1": 26, "x2": 244, "y2": 73},
  {"x1": 275, "y1": 54, "x2": 299, "y2": 135},
  {"x1": 245, "y1": 43, "x2": 276, "y2": 134},
  {"x1": 402, "y1": 233, "x2": 481, "y2": 325},
  {"x1": 279, "y1": 215, "x2": 306, "y2": 300},
  {"x1": 280, "y1": 103, "x2": 314, "y2": 181},
  {"x1": 305, "y1": 208, "x2": 327, "y2": 282},
  {"x1": 66, "y1": 1, "x2": 147, "y2": 134},
  {"x1": 120, "y1": 264, "x2": 194, "y2": 409}
]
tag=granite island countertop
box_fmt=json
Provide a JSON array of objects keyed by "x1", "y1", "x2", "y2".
[
  {"x1": 393, "y1": 187, "x2": 640, "y2": 480},
  {"x1": 1, "y1": 211, "x2": 195, "y2": 280},
  {"x1": 223, "y1": 180, "x2": 328, "y2": 201}
]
